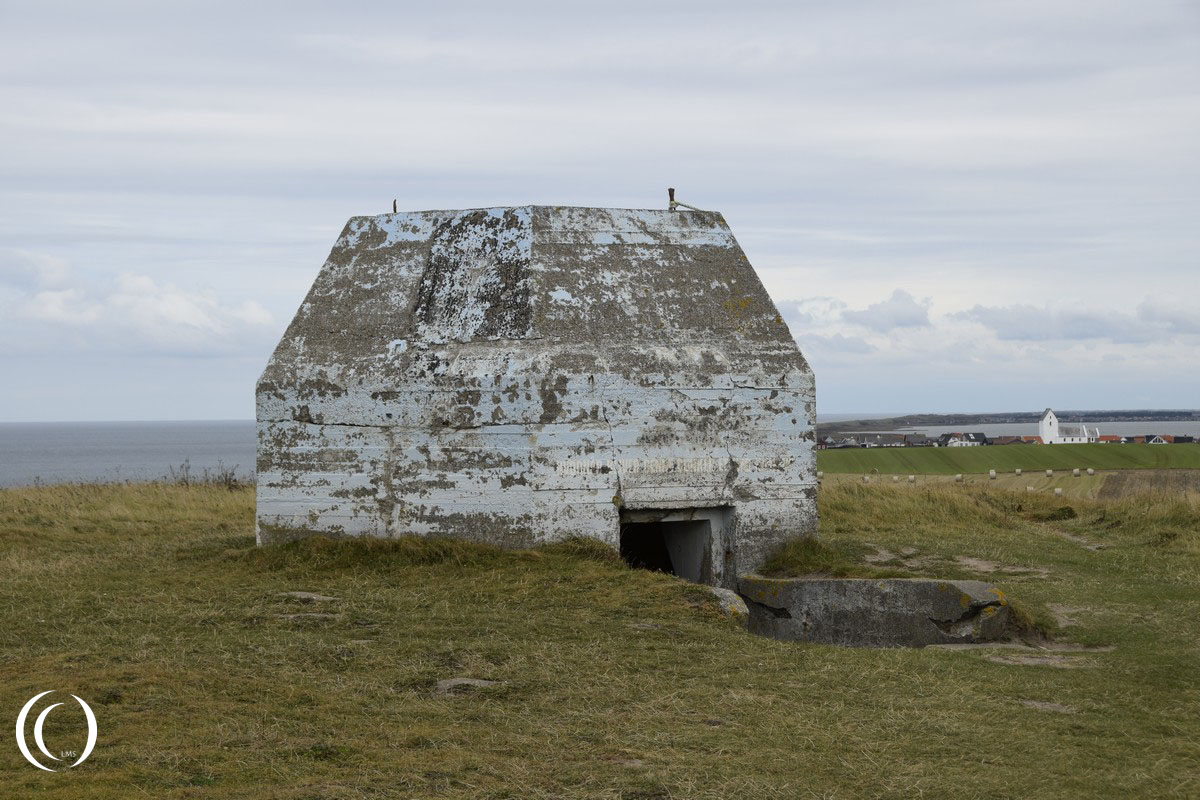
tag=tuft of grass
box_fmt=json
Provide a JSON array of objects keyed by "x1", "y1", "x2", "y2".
[
  {"x1": 1086, "y1": 492, "x2": 1200, "y2": 552},
  {"x1": 535, "y1": 535, "x2": 625, "y2": 564},
  {"x1": 759, "y1": 537, "x2": 907, "y2": 578},
  {"x1": 1032, "y1": 505, "x2": 1078, "y2": 521},
  {"x1": 1006, "y1": 598, "x2": 1056, "y2": 639},
  {"x1": 243, "y1": 532, "x2": 504, "y2": 571}
]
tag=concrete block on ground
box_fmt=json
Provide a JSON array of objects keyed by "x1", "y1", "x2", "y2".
[{"x1": 738, "y1": 576, "x2": 1010, "y2": 647}]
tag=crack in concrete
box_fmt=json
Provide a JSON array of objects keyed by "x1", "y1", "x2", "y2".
[
  {"x1": 382, "y1": 427, "x2": 396, "y2": 538},
  {"x1": 744, "y1": 596, "x2": 792, "y2": 619},
  {"x1": 929, "y1": 601, "x2": 1006, "y2": 637},
  {"x1": 597, "y1": 387, "x2": 622, "y2": 501}
]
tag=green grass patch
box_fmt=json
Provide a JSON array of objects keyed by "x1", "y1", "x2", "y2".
[
  {"x1": 759, "y1": 537, "x2": 907, "y2": 578},
  {"x1": 0, "y1": 482, "x2": 1198, "y2": 798},
  {"x1": 817, "y1": 442, "x2": 1200, "y2": 474}
]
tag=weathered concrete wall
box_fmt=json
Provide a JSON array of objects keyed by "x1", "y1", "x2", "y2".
[{"x1": 256, "y1": 206, "x2": 816, "y2": 586}]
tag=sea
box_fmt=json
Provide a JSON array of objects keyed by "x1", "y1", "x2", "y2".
[
  {"x1": 3, "y1": 417, "x2": 1200, "y2": 489},
  {"x1": 0, "y1": 421, "x2": 256, "y2": 488}
]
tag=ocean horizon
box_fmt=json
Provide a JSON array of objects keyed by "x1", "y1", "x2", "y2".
[
  {"x1": 0, "y1": 420, "x2": 256, "y2": 488},
  {"x1": 3, "y1": 416, "x2": 1200, "y2": 488}
]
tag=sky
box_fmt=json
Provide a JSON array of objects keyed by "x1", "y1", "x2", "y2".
[{"x1": 0, "y1": 0, "x2": 1197, "y2": 421}]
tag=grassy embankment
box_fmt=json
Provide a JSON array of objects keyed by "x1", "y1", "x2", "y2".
[{"x1": 1, "y1": 483, "x2": 1198, "y2": 798}]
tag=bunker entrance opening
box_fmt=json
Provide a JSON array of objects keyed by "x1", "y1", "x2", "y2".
[{"x1": 619, "y1": 515, "x2": 713, "y2": 584}]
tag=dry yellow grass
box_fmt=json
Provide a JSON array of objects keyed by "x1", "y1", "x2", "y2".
[{"x1": 0, "y1": 482, "x2": 1197, "y2": 798}]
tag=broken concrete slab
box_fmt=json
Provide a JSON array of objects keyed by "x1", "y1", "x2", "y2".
[{"x1": 738, "y1": 575, "x2": 1009, "y2": 647}]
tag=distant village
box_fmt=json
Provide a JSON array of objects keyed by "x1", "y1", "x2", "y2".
[{"x1": 819, "y1": 408, "x2": 1199, "y2": 449}]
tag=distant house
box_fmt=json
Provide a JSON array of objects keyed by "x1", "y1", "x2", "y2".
[
  {"x1": 857, "y1": 433, "x2": 907, "y2": 448},
  {"x1": 990, "y1": 435, "x2": 1037, "y2": 446},
  {"x1": 938, "y1": 432, "x2": 987, "y2": 447},
  {"x1": 1039, "y1": 408, "x2": 1099, "y2": 444},
  {"x1": 904, "y1": 435, "x2": 938, "y2": 447},
  {"x1": 1097, "y1": 435, "x2": 1123, "y2": 444}
]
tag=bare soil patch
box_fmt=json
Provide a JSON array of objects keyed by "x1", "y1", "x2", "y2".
[
  {"x1": 953, "y1": 555, "x2": 1050, "y2": 577},
  {"x1": 985, "y1": 653, "x2": 1097, "y2": 668}
]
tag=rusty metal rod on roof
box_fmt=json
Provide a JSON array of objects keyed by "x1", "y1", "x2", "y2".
[{"x1": 667, "y1": 187, "x2": 704, "y2": 212}]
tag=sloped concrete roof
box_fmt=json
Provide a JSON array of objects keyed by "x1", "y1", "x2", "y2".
[{"x1": 258, "y1": 206, "x2": 810, "y2": 429}]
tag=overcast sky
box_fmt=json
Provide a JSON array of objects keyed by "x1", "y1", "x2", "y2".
[{"x1": 1, "y1": 1, "x2": 1197, "y2": 421}]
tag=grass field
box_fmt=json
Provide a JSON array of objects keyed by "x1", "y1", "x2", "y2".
[
  {"x1": 817, "y1": 442, "x2": 1200, "y2": 475},
  {"x1": 1, "y1": 483, "x2": 1198, "y2": 798},
  {"x1": 820, "y1": 468, "x2": 1200, "y2": 501}
]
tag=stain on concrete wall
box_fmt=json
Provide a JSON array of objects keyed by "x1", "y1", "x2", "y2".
[{"x1": 256, "y1": 205, "x2": 816, "y2": 587}]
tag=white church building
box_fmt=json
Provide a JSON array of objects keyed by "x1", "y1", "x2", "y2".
[{"x1": 1039, "y1": 408, "x2": 1100, "y2": 444}]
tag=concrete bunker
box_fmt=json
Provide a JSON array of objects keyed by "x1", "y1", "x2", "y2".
[{"x1": 256, "y1": 204, "x2": 817, "y2": 588}]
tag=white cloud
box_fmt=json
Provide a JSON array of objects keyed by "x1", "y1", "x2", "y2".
[
  {"x1": 22, "y1": 288, "x2": 100, "y2": 324},
  {"x1": 953, "y1": 304, "x2": 1164, "y2": 343},
  {"x1": 1137, "y1": 300, "x2": 1200, "y2": 336},
  {"x1": 842, "y1": 290, "x2": 931, "y2": 332},
  {"x1": 800, "y1": 333, "x2": 875, "y2": 356},
  {"x1": 0, "y1": 249, "x2": 71, "y2": 290},
  {"x1": 777, "y1": 297, "x2": 847, "y2": 327},
  {"x1": 3, "y1": 260, "x2": 275, "y2": 357}
]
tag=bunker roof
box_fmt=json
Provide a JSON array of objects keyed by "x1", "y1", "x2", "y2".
[{"x1": 259, "y1": 205, "x2": 809, "y2": 409}]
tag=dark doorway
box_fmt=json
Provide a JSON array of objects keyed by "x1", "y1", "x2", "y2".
[{"x1": 619, "y1": 518, "x2": 712, "y2": 583}]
